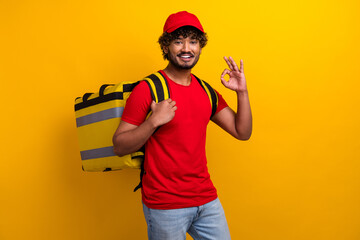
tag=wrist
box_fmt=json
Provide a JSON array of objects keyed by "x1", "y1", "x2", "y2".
[
  {"x1": 147, "y1": 115, "x2": 160, "y2": 129},
  {"x1": 236, "y1": 89, "x2": 249, "y2": 95}
]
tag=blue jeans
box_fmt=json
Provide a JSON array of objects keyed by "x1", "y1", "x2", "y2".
[{"x1": 142, "y1": 198, "x2": 231, "y2": 240}]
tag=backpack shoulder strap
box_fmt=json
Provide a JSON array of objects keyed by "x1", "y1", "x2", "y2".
[
  {"x1": 192, "y1": 74, "x2": 219, "y2": 119},
  {"x1": 133, "y1": 72, "x2": 170, "y2": 192},
  {"x1": 142, "y1": 71, "x2": 171, "y2": 102}
]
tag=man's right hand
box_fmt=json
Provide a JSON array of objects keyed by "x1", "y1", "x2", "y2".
[
  {"x1": 149, "y1": 98, "x2": 177, "y2": 128},
  {"x1": 113, "y1": 98, "x2": 177, "y2": 157}
]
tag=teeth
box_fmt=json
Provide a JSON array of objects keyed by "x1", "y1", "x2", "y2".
[{"x1": 181, "y1": 55, "x2": 191, "y2": 58}]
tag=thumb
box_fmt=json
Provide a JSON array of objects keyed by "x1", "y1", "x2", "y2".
[
  {"x1": 221, "y1": 77, "x2": 229, "y2": 88},
  {"x1": 150, "y1": 100, "x2": 156, "y2": 110}
]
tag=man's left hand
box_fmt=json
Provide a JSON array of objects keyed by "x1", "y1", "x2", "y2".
[{"x1": 221, "y1": 57, "x2": 247, "y2": 93}]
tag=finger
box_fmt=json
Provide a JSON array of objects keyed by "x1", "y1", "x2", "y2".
[
  {"x1": 239, "y1": 59, "x2": 244, "y2": 73},
  {"x1": 220, "y1": 68, "x2": 231, "y2": 80},
  {"x1": 224, "y1": 56, "x2": 234, "y2": 71},
  {"x1": 220, "y1": 69, "x2": 232, "y2": 88},
  {"x1": 221, "y1": 76, "x2": 230, "y2": 88},
  {"x1": 166, "y1": 98, "x2": 172, "y2": 103},
  {"x1": 170, "y1": 100, "x2": 176, "y2": 107},
  {"x1": 229, "y1": 56, "x2": 240, "y2": 72}
]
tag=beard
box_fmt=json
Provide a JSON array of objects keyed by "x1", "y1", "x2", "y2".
[{"x1": 167, "y1": 52, "x2": 200, "y2": 70}]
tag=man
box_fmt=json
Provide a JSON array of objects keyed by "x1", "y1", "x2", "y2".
[{"x1": 113, "y1": 11, "x2": 252, "y2": 240}]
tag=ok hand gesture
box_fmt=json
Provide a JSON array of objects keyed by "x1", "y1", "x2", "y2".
[{"x1": 221, "y1": 57, "x2": 247, "y2": 93}]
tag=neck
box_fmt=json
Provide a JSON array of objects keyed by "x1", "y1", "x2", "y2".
[{"x1": 163, "y1": 63, "x2": 192, "y2": 86}]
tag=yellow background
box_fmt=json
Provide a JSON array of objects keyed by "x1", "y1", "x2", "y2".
[{"x1": 1, "y1": 0, "x2": 359, "y2": 239}]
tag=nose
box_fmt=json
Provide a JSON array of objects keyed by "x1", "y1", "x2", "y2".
[{"x1": 182, "y1": 41, "x2": 190, "y2": 52}]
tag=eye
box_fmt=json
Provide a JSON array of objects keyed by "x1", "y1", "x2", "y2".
[{"x1": 190, "y1": 40, "x2": 198, "y2": 44}]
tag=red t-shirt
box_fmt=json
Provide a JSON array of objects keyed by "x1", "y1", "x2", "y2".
[{"x1": 122, "y1": 70, "x2": 228, "y2": 209}]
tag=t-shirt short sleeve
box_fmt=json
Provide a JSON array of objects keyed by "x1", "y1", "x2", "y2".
[
  {"x1": 121, "y1": 81, "x2": 152, "y2": 126},
  {"x1": 214, "y1": 90, "x2": 228, "y2": 115}
]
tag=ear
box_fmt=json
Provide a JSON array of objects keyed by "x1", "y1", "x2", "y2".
[{"x1": 163, "y1": 46, "x2": 169, "y2": 54}]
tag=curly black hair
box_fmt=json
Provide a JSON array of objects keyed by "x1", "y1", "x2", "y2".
[{"x1": 158, "y1": 26, "x2": 208, "y2": 60}]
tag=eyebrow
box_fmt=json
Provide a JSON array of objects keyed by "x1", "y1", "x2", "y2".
[{"x1": 175, "y1": 36, "x2": 197, "y2": 40}]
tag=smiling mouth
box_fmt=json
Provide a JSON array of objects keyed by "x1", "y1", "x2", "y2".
[{"x1": 177, "y1": 53, "x2": 194, "y2": 61}]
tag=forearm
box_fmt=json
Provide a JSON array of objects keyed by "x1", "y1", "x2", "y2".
[
  {"x1": 235, "y1": 90, "x2": 252, "y2": 140},
  {"x1": 112, "y1": 118, "x2": 157, "y2": 157}
]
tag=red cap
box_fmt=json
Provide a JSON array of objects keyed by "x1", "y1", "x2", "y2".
[{"x1": 163, "y1": 11, "x2": 204, "y2": 33}]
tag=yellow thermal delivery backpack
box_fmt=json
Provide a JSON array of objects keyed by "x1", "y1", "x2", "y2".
[{"x1": 75, "y1": 72, "x2": 218, "y2": 172}]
